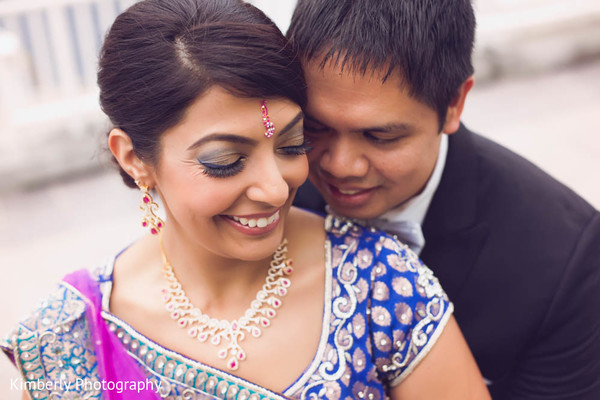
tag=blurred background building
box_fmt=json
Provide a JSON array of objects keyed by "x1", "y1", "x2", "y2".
[{"x1": 1, "y1": 0, "x2": 599, "y2": 397}]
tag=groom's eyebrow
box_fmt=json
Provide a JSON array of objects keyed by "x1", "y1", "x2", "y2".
[
  {"x1": 304, "y1": 113, "x2": 325, "y2": 125},
  {"x1": 304, "y1": 113, "x2": 414, "y2": 134},
  {"x1": 359, "y1": 123, "x2": 414, "y2": 134}
]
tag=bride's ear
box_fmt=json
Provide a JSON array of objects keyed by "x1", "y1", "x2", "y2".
[{"x1": 108, "y1": 128, "x2": 155, "y2": 186}]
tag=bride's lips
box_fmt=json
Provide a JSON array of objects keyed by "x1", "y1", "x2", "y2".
[
  {"x1": 221, "y1": 209, "x2": 281, "y2": 235},
  {"x1": 326, "y1": 183, "x2": 377, "y2": 207}
]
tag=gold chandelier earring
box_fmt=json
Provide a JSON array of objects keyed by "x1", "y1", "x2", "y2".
[{"x1": 135, "y1": 180, "x2": 164, "y2": 235}]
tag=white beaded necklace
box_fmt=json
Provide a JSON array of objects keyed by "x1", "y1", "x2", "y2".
[{"x1": 159, "y1": 237, "x2": 293, "y2": 370}]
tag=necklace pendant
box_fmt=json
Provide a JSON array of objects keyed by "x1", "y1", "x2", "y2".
[
  {"x1": 227, "y1": 356, "x2": 240, "y2": 370},
  {"x1": 226, "y1": 347, "x2": 247, "y2": 370},
  {"x1": 218, "y1": 339, "x2": 248, "y2": 370}
]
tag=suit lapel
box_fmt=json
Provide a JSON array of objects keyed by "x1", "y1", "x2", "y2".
[{"x1": 421, "y1": 126, "x2": 489, "y2": 301}]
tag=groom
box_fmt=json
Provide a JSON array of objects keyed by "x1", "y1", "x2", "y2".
[{"x1": 288, "y1": 0, "x2": 600, "y2": 399}]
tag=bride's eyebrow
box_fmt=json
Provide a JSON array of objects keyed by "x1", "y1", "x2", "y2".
[
  {"x1": 277, "y1": 111, "x2": 304, "y2": 137},
  {"x1": 186, "y1": 111, "x2": 304, "y2": 151},
  {"x1": 187, "y1": 134, "x2": 256, "y2": 151}
]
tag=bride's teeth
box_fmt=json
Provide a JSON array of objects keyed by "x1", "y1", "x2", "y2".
[
  {"x1": 270, "y1": 211, "x2": 280, "y2": 224},
  {"x1": 257, "y1": 218, "x2": 268, "y2": 228},
  {"x1": 232, "y1": 210, "x2": 279, "y2": 228}
]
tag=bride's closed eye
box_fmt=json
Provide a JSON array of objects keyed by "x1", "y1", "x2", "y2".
[
  {"x1": 277, "y1": 127, "x2": 312, "y2": 156},
  {"x1": 278, "y1": 138, "x2": 312, "y2": 156},
  {"x1": 199, "y1": 154, "x2": 246, "y2": 178}
]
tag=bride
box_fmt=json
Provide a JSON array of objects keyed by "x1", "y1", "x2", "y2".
[{"x1": 2, "y1": 1, "x2": 490, "y2": 399}]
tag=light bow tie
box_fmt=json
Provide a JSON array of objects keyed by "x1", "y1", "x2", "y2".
[{"x1": 370, "y1": 219, "x2": 425, "y2": 255}]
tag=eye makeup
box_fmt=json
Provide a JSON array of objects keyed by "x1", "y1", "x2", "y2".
[
  {"x1": 194, "y1": 112, "x2": 307, "y2": 179},
  {"x1": 277, "y1": 130, "x2": 312, "y2": 156},
  {"x1": 197, "y1": 151, "x2": 246, "y2": 178},
  {"x1": 201, "y1": 160, "x2": 245, "y2": 178}
]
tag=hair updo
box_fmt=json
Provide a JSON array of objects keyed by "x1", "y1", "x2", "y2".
[{"x1": 98, "y1": 0, "x2": 306, "y2": 187}]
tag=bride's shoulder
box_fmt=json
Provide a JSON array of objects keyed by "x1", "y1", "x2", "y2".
[
  {"x1": 289, "y1": 206, "x2": 325, "y2": 225},
  {"x1": 286, "y1": 206, "x2": 326, "y2": 252},
  {"x1": 288, "y1": 206, "x2": 325, "y2": 230}
]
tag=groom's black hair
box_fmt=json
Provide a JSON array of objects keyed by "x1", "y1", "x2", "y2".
[{"x1": 287, "y1": 0, "x2": 476, "y2": 127}]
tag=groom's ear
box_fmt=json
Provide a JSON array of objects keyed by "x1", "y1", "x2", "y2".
[{"x1": 442, "y1": 76, "x2": 474, "y2": 134}]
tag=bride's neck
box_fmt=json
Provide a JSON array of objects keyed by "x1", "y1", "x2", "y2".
[{"x1": 158, "y1": 230, "x2": 276, "y2": 314}]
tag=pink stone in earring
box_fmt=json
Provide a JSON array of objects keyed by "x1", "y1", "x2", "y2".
[
  {"x1": 135, "y1": 180, "x2": 164, "y2": 235},
  {"x1": 260, "y1": 100, "x2": 275, "y2": 138}
]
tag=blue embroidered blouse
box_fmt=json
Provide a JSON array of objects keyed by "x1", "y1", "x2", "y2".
[{"x1": 2, "y1": 214, "x2": 452, "y2": 399}]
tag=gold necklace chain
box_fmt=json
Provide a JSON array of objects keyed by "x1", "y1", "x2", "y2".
[{"x1": 159, "y1": 236, "x2": 293, "y2": 370}]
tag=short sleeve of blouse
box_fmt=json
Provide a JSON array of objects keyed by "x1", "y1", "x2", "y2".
[
  {"x1": 1, "y1": 336, "x2": 15, "y2": 365},
  {"x1": 368, "y1": 235, "x2": 453, "y2": 387},
  {"x1": 1, "y1": 282, "x2": 87, "y2": 372}
]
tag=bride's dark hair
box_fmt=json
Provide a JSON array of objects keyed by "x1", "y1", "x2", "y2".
[{"x1": 98, "y1": 0, "x2": 306, "y2": 187}]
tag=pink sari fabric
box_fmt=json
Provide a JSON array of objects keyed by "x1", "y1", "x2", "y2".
[{"x1": 63, "y1": 269, "x2": 161, "y2": 400}]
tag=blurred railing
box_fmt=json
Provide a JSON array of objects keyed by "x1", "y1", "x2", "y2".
[
  {"x1": 0, "y1": 0, "x2": 139, "y2": 189},
  {"x1": 0, "y1": 0, "x2": 135, "y2": 100}
]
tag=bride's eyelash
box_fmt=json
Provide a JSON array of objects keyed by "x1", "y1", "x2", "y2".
[
  {"x1": 200, "y1": 157, "x2": 245, "y2": 178},
  {"x1": 279, "y1": 140, "x2": 313, "y2": 155}
]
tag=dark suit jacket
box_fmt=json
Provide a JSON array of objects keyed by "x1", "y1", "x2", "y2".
[{"x1": 293, "y1": 124, "x2": 600, "y2": 399}]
